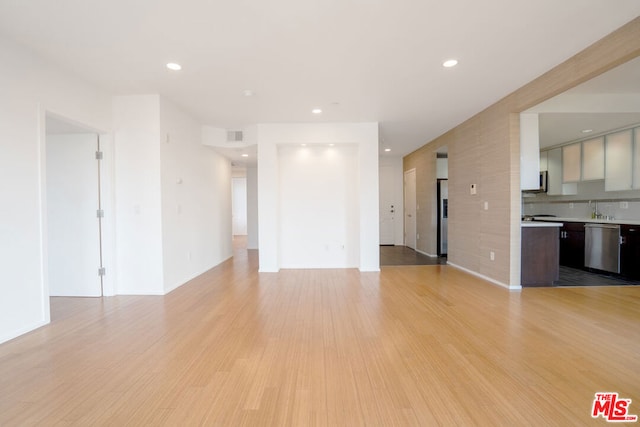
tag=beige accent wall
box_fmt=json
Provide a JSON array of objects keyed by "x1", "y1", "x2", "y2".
[{"x1": 404, "y1": 17, "x2": 640, "y2": 287}]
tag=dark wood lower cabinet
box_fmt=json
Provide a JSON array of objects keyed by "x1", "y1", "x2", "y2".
[
  {"x1": 530, "y1": 220, "x2": 640, "y2": 284},
  {"x1": 559, "y1": 222, "x2": 585, "y2": 269},
  {"x1": 521, "y1": 226, "x2": 560, "y2": 287},
  {"x1": 621, "y1": 225, "x2": 640, "y2": 280}
]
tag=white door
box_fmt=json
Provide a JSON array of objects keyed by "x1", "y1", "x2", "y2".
[
  {"x1": 232, "y1": 177, "x2": 248, "y2": 235},
  {"x1": 404, "y1": 169, "x2": 417, "y2": 249},
  {"x1": 46, "y1": 134, "x2": 102, "y2": 297},
  {"x1": 379, "y1": 166, "x2": 395, "y2": 245}
]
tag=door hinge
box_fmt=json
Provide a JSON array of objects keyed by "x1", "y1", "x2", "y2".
[
  {"x1": 96, "y1": 209, "x2": 105, "y2": 218},
  {"x1": 95, "y1": 151, "x2": 103, "y2": 160},
  {"x1": 98, "y1": 267, "x2": 106, "y2": 277}
]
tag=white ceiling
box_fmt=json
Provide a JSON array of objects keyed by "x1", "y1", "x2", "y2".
[{"x1": 1, "y1": 1, "x2": 639, "y2": 158}]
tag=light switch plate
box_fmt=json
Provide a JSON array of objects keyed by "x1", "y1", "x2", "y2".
[
  {"x1": 620, "y1": 201, "x2": 629, "y2": 209},
  {"x1": 470, "y1": 184, "x2": 477, "y2": 195}
]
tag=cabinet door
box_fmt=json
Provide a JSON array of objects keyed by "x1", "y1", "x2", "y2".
[
  {"x1": 562, "y1": 143, "x2": 581, "y2": 182},
  {"x1": 559, "y1": 223, "x2": 585, "y2": 268},
  {"x1": 547, "y1": 148, "x2": 577, "y2": 195},
  {"x1": 539, "y1": 151, "x2": 548, "y2": 172},
  {"x1": 634, "y1": 128, "x2": 640, "y2": 189},
  {"x1": 605, "y1": 130, "x2": 633, "y2": 191},
  {"x1": 582, "y1": 137, "x2": 604, "y2": 181},
  {"x1": 520, "y1": 113, "x2": 541, "y2": 190},
  {"x1": 620, "y1": 225, "x2": 640, "y2": 280}
]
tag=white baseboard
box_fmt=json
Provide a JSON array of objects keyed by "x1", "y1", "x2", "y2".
[
  {"x1": 447, "y1": 262, "x2": 522, "y2": 291},
  {"x1": 0, "y1": 319, "x2": 49, "y2": 345},
  {"x1": 415, "y1": 248, "x2": 437, "y2": 258}
]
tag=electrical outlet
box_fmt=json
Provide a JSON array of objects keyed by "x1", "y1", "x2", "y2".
[
  {"x1": 484, "y1": 201, "x2": 489, "y2": 210},
  {"x1": 620, "y1": 201, "x2": 629, "y2": 209},
  {"x1": 490, "y1": 251, "x2": 495, "y2": 261}
]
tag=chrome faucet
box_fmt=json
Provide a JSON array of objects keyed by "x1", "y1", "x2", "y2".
[{"x1": 590, "y1": 200, "x2": 602, "y2": 219}]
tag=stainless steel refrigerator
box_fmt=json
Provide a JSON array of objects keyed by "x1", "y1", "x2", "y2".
[{"x1": 437, "y1": 179, "x2": 448, "y2": 256}]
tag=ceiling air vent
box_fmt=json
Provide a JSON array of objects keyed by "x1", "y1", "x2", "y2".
[{"x1": 227, "y1": 130, "x2": 243, "y2": 142}]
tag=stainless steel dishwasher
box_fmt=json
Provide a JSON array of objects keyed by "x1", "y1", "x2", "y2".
[{"x1": 584, "y1": 223, "x2": 620, "y2": 273}]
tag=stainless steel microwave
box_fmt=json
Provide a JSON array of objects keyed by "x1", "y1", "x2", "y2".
[
  {"x1": 537, "y1": 171, "x2": 548, "y2": 193},
  {"x1": 524, "y1": 171, "x2": 548, "y2": 193}
]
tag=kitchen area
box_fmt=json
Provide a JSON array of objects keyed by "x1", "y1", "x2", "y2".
[{"x1": 519, "y1": 56, "x2": 640, "y2": 287}]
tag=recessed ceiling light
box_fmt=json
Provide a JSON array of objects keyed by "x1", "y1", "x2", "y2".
[
  {"x1": 312, "y1": 108, "x2": 322, "y2": 114},
  {"x1": 243, "y1": 89, "x2": 254, "y2": 97},
  {"x1": 166, "y1": 62, "x2": 182, "y2": 71},
  {"x1": 241, "y1": 153, "x2": 249, "y2": 157},
  {"x1": 384, "y1": 148, "x2": 391, "y2": 152},
  {"x1": 301, "y1": 143, "x2": 307, "y2": 147},
  {"x1": 582, "y1": 129, "x2": 593, "y2": 133},
  {"x1": 442, "y1": 59, "x2": 458, "y2": 68},
  {"x1": 329, "y1": 144, "x2": 335, "y2": 147}
]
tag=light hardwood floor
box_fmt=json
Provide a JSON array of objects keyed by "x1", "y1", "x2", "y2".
[{"x1": 1, "y1": 240, "x2": 639, "y2": 426}]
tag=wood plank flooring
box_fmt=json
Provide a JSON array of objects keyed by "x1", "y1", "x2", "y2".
[{"x1": 1, "y1": 240, "x2": 639, "y2": 425}]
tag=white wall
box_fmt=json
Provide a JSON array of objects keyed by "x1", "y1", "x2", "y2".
[
  {"x1": 113, "y1": 96, "x2": 234, "y2": 295},
  {"x1": 113, "y1": 95, "x2": 164, "y2": 295},
  {"x1": 257, "y1": 122, "x2": 379, "y2": 272},
  {"x1": 379, "y1": 156, "x2": 405, "y2": 245},
  {"x1": 160, "y1": 98, "x2": 232, "y2": 293},
  {"x1": 246, "y1": 167, "x2": 259, "y2": 249},
  {"x1": 436, "y1": 157, "x2": 449, "y2": 179},
  {"x1": 0, "y1": 37, "x2": 111, "y2": 344},
  {"x1": 279, "y1": 145, "x2": 359, "y2": 268}
]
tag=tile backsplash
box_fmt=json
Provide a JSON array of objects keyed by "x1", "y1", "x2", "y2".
[
  {"x1": 523, "y1": 180, "x2": 640, "y2": 220},
  {"x1": 523, "y1": 200, "x2": 640, "y2": 220}
]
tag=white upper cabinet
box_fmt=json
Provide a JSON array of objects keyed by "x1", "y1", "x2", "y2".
[
  {"x1": 539, "y1": 150, "x2": 548, "y2": 172},
  {"x1": 605, "y1": 129, "x2": 633, "y2": 191},
  {"x1": 634, "y1": 128, "x2": 640, "y2": 189},
  {"x1": 547, "y1": 147, "x2": 577, "y2": 195},
  {"x1": 520, "y1": 113, "x2": 540, "y2": 190},
  {"x1": 562, "y1": 143, "x2": 581, "y2": 182},
  {"x1": 581, "y1": 137, "x2": 605, "y2": 181}
]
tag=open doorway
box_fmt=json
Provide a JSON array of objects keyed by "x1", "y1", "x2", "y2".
[
  {"x1": 45, "y1": 114, "x2": 104, "y2": 297},
  {"x1": 231, "y1": 166, "x2": 249, "y2": 251},
  {"x1": 436, "y1": 148, "x2": 448, "y2": 257},
  {"x1": 231, "y1": 176, "x2": 248, "y2": 236}
]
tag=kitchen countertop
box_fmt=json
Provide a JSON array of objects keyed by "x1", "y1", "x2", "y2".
[
  {"x1": 521, "y1": 221, "x2": 563, "y2": 227},
  {"x1": 532, "y1": 217, "x2": 640, "y2": 226}
]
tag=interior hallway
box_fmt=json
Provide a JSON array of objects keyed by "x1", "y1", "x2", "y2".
[
  {"x1": 380, "y1": 245, "x2": 447, "y2": 266},
  {"x1": 1, "y1": 242, "x2": 639, "y2": 425}
]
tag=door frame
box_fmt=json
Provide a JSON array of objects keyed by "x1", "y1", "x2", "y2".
[
  {"x1": 404, "y1": 168, "x2": 417, "y2": 249},
  {"x1": 39, "y1": 108, "x2": 114, "y2": 314},
  {"x1": 379, "y1": 165, "x2": 395, "y2": 245}
]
